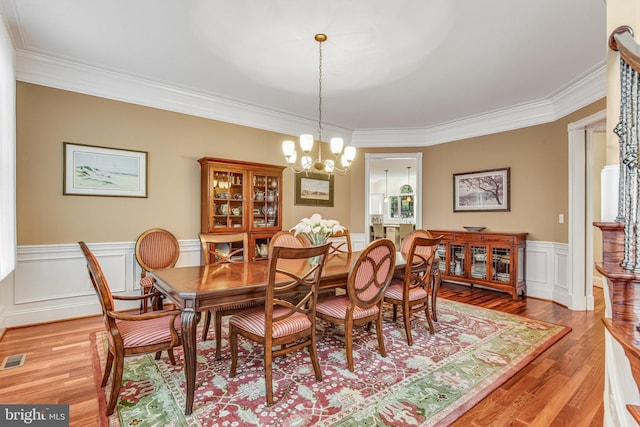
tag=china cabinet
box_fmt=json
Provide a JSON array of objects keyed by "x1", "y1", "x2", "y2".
[
  {"x1": 199, "y1": 157, "x2": 285, "y2": 261},
  {"x1": 428, "y1": 229, "x2": 527, "y2": 300}
]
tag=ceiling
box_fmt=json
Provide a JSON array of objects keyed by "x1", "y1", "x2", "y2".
[{"x1": 0, "y1": 0, "x2": 606, "y2": 148}]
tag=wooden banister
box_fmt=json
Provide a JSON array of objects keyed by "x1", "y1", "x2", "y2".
[
  {"x1": 610, "y1": 26, "x2": 640, "y2": 73},
  {"x1": 601, "y1": 26, "x2": 640, "y2": 422}
]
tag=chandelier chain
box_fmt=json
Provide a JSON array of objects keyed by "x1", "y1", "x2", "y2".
[{"x1": 317, "y1": 39, "x2": 323, "y2": 160}]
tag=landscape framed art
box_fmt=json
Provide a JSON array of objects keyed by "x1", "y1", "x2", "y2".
[
  {"x1": 63, "y1": 142, "x2": 148, "y2": 197},
  {"x1": 294, "y1": 172, "x2": 334, "y2": 207}
]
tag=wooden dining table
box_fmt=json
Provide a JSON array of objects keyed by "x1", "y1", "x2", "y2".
[{"x1": 150, "y1": 250, "x2": 424, "y2": 415}]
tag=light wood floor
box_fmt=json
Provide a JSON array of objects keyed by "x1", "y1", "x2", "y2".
[{"x1": 0, "y1": 283, "x2": 605, "y2": 427}]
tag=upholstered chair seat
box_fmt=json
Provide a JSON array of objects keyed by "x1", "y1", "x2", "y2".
[
  {"x1": 230, "y1": 306, "x2": 312, "y2": 338},
  {"x1": 384, "y1": 279, "x2": 429, "y2": 301},
  {"x1": 316, "y1": 296, "x2": 380, "y2": 320},
  {"x1": 112, "y1": 315, "x2": 182, "y2": 348}
]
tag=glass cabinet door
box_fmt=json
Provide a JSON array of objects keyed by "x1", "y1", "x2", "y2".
[
  {"x1": 436, "y1": 243, "x2": 447, "y2": 274},
  {"x1": 449, "y1": 244, "x2": 465, "y2": 277},
  {"x1": 251, "y1": 173, "x2": 280, "y2": 229},
  {"x1": 212, "y1": 170, "x2": 244, "y2": 230},
  {"x1": 470, "y1": 245, "x2": 488, "y2": 279},
  {"x1": 492, "y1": 247, "x2": 511, "y2": 282}
]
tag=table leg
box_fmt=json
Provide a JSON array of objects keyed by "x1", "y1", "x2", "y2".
[{"x1": 182, "y1": 310, "x2": 198, "y2": 415}]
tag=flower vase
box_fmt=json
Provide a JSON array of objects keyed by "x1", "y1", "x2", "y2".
[{"x1": 307, "y1": 234, "x2": 328, "y2": 265}]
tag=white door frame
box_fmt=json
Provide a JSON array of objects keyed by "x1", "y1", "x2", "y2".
[
  {"x1": 568, "y1": 109, "x2": 606, "y2": 311},
  {"x1": 364, "y1": 153, "x2": 423, "y2": 244}
]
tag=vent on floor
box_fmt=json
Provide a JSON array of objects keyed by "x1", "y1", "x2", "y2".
[{"x1": 0, "y1": 353, "x2": 26, "y2": 370}]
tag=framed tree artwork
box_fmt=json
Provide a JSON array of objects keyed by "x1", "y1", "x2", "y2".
[{"x1": 453, "y1": 167, "x2": 510, "y2": 212}]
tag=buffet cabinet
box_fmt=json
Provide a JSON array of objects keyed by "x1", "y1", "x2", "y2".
[
  {"x1": 199, "y1": 157, "x2": 285, "y2": 261},
  {"x1": 428, "y1": 229, "x2": 527, "y2": 300}
]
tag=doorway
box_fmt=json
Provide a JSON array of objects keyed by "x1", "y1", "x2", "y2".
[
  {"x1": 568, "y1": 109, "x2": 606, "y2": 311},
  {"x1": 364, "y1": 153, "x2": 423, "y2": 244}
]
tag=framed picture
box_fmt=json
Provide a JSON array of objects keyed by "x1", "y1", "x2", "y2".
[
  {"x1": 295, "y1": 172, "x2": 334, "y2": 207},
  {"x1": 453, "y1": 167, "x2": 510, "y2": 212},
  {"x1": 63, "y1": 142, "x2": 148, "y2": 197}
]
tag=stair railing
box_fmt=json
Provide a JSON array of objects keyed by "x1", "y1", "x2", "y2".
[{"x1": 610, "y1": 26, "x2": 640, "y2": 272}]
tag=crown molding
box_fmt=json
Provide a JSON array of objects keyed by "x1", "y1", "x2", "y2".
[
  {"x1": 15, "y1": 50, "x2": 353, "y2": 142},
  {"x1": 351, "y1": 63, "x2": 607, "y2": 147},
  {"x1": 15, "y1": 50, "x2": 605, "y2": 148}
]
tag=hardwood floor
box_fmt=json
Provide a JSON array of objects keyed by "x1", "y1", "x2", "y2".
[{"x1": 0, "y1": 283, "x2": 605, "y2": 426}]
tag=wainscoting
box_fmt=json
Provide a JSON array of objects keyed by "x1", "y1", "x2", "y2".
[{"x1": 0, "y1": 237, "x2": 569, "y2": 328}]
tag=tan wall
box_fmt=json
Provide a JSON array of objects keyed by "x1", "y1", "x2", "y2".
[
  {"x1": 350, "y1": 99, "x2": 606, "y2": 243},
  {"x1": 17, "y1": 82, "x2": 605, "y2": 245},
  {"x1": 16, "y1": 83, "x2": 353, "y2": 244}
]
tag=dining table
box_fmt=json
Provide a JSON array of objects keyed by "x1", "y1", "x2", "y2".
[{"x1": 151, "y1": 249, "x2": 434, "y2": 415}]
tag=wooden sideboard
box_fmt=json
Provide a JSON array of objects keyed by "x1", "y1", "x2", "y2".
[{"x1": 428, "y1": 229, "x2": 527, "y2": 300}]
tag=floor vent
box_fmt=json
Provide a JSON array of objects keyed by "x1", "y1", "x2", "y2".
[{"x1": 0, "y1": 353, "x2": 26, "y2": 370}]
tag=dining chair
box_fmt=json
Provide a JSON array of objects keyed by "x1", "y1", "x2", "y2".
[
  {"x1": 315, "y1": 238, "x2": 396, "y2": 372},
  {"x1": 399, "y1": 229, "x2": 431, "y2": 253},
  {"x1": 267, "y1": 230, "x2": 309, "y2": 258},
  {"x1": 199, "y1": 232, "x2": 256, "y2": 360},
  {"x1": 79, "y1": 241, "x2": 182, "y2": 416},
  {"x1": 372, "y1": 223, "x2": 385, "y2": 240},
  {"x1": 398, "y1": 223, "x2": 415, "y2": 246},
  {"x1": 229, "y1": 243, "x2": 331, "y2": 404},
  {"x1": 135, "y1": 228, "x2": 180, "y2": 313},
  {"x1": 400, "y1": 229, "x2": 443, "y2": 321},
  {"x1": 384, "y1": 235, "x2": 442, "y2": 345},
  {"x1": 200, "y1": 231, "x2": 248, "y2": 265},
  {"x1": 327, "y1": 229, "x2": 352, "y2": 254}
]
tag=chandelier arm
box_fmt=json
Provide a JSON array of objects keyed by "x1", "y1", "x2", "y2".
[
  {"x1": 287, "y1": 164, "x2": 315, "y2": 174},
  {"x1": 324, "y1": 159, "x2": 349, "y2": 175}
]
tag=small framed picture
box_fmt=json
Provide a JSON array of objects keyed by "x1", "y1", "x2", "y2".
[
  {"x1": 294, "y1": 172, "x2": 334, "y2": 207},
  {"x1": 453, "y1": 168, "x2": 510, "y2": 212},
  {"x1": 63, "y1": 142, "x2": 148, "y2": 197}
]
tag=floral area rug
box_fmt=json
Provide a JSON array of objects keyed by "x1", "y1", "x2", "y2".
[{"x1": 91, "y1": 299, "x2": 570, "y2": 427}]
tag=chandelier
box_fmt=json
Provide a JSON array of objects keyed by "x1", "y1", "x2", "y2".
[{"x1": 282, "y1": 34, "x2": 356, "y2": 175}]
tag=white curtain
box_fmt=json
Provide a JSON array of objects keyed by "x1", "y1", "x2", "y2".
[{"x1": 0, "y1": 18, "x2": 16, "y2": 282}]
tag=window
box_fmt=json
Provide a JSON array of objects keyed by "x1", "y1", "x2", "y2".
[{"x1": 387, "y1": 194, "x2": 414, "y2": 220}]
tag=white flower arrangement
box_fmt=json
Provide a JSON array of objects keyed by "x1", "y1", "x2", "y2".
[{"x1": 291, "y1": 213, "x2": 345, "y2": 246}]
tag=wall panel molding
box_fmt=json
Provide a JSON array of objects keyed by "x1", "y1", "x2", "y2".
[
  {"x1": 525, "y1": 241, "x2": 569, "y2": 304},
  {"x1": 1, "y1": 238, "x2": 570, "y2": 327},
  {"x1": 5, "y1": 240, "x2": 200, "y2": 327}
]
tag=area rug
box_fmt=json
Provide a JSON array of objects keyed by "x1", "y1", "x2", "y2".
[{"x1": 91, "y1": 299, "x2": 570, "y2": 427}]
